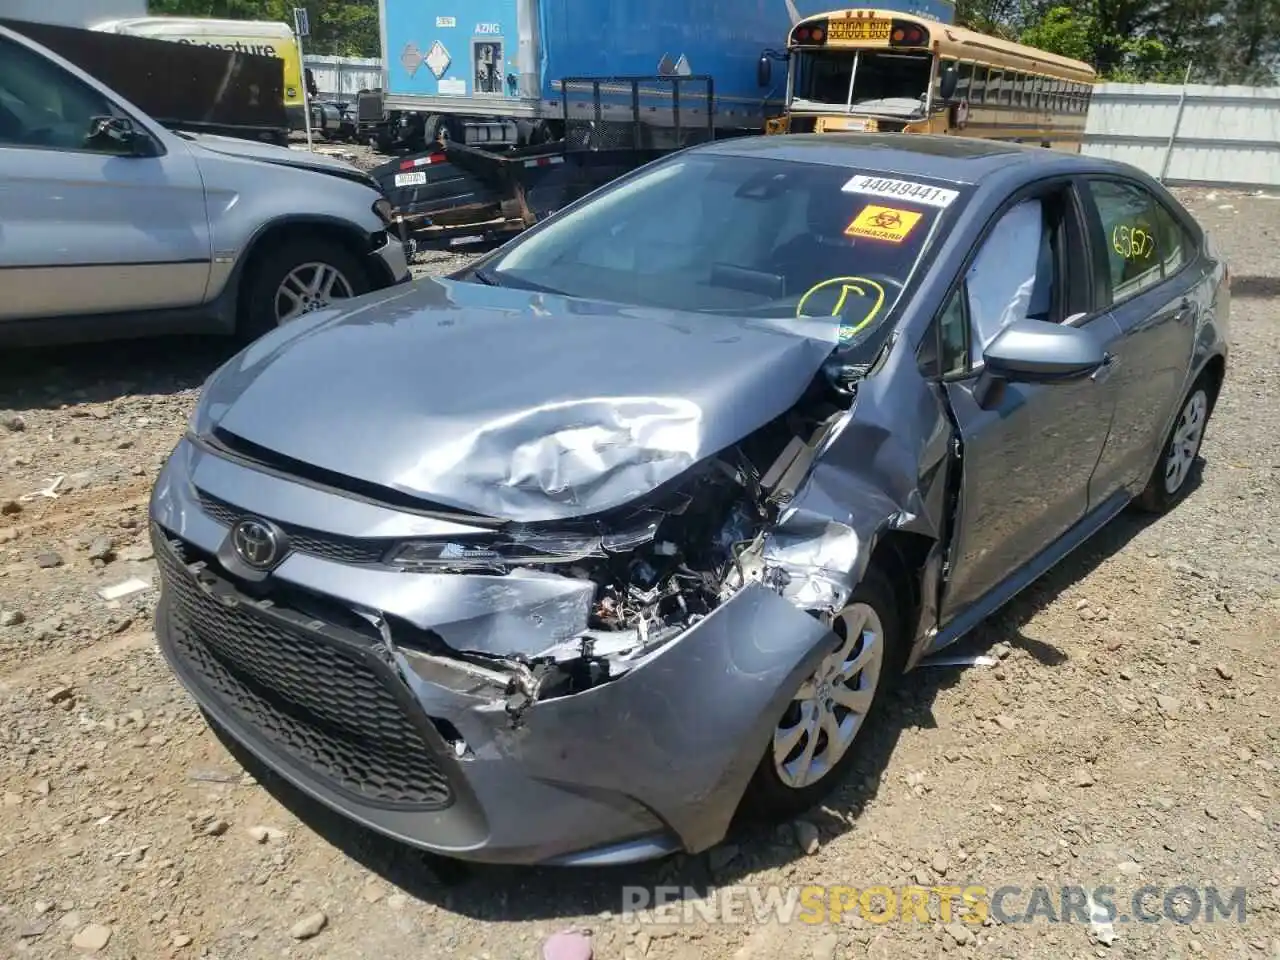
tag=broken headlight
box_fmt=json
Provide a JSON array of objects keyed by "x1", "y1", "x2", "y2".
[
  {"x1": 388, "y1": 519, "x2": 661, "y2": 573},
  {"x1": 390, "y1": 535, "x2": 602, "y2": 571}
]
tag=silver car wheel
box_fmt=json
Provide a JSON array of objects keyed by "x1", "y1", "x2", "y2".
[
  {"x1": 275, "y1": 262, "x2": 355, "y2": 324},
  {"x1": 773, "y1": 603, "x2": 884, "y2": 790},
  {"x1": 1164, "y1": 387, "x2": 1208, "y2": 495}
]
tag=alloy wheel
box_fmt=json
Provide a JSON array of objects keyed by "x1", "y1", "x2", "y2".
[
  {"x1": 1164, "y1": 388, "x2": 1208, "y2": 495},
  {"x1": 773, "y1": 603, "x2": 884, "y2": 789},
  {"x1": 274, "y1": 262, "x2": 355, "y2": 324}
]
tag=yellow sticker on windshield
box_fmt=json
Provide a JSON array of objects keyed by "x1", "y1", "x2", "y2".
[{"x1": 844, "y1": 205, "x2": 923, "y2": 244}]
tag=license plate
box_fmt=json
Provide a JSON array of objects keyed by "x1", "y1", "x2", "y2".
[
  {"x1": 825, "y1": 117, "x2": 868, "y2": 131},
  {"x1": 394, "y1": 171, "x2": 427, "y2": 187},
  {"x1": 827, "y1": 18, "x2": 891, "y2": 41}
]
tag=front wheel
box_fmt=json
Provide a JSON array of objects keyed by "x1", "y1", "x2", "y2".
[
  {"x1": 238, "y1": 237, "x2": 368, "y2": 341},
  {"x1": 740, "y1": 566, "x2": 902, "y2": 821},
  {"x1": 1134, "y1": 376, "x2": 1213, "y2": 513}
]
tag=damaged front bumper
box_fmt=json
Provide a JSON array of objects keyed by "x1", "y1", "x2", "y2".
[{"x1": 150, "y1": 439, "x2": 840, "y2": 866}]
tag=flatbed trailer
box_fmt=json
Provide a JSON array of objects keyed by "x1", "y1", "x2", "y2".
[{"x1": 369, "y1": 75, "x2": 715, "y2": 251}]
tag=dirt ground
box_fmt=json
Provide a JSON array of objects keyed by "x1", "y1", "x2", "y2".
[{"x1": 0, "y1": 186, "x2": 1277, "y2": 960}]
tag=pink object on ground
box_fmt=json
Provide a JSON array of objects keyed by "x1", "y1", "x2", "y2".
[{"x1": 542, "y1": 930, "x2": 593, "y2": 960}]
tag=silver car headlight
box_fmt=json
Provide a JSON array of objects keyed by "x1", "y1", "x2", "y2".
[
  {"x1": 389, "y1": 534, "x2": 603, "y2": 572},
  {"x1": 388, "y1": 520, "x2": 660, "y2": 573},
  {"x1": 372, "y1": 197, "x2": 395, "y2": 226}
]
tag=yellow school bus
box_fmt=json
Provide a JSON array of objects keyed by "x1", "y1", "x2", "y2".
[{"x1": 766, "y1": 9, "x2": 1097, "y2": 150}]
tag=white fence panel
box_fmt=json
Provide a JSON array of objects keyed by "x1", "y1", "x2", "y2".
[
  {"x1": 1084, "y1": 82, "x2": 1280, "y2": 189},
  {"x1": 304, "y1": 55, "x2": 383, "y2": 102}
]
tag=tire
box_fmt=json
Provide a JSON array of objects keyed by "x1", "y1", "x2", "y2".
[
  {"x1": 740, "y1": 565, "x2": 904, "y2": 822},
  {"x1": 1134, "y1": 373, "x2": 1214, "y2": 513},
  {"x1": 238, "y1": 236, "x2": 368, "y2": 341}
]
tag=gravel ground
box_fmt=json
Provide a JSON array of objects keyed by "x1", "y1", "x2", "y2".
[{"x1": 0, "y1": 186, "x2": 1277, "y2": 960}]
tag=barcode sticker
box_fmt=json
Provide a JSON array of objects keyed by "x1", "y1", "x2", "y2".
[{"x1": 841, "y1": 174, "x2": 959, "y2": 208}]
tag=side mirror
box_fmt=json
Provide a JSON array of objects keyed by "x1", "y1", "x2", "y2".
[
  {"x1": 982, "y1": 319, "x2": 1106, "y2": 383},
  {"x1": 757, "y1": 55, "x2": 772, "y2": 88},
  {"x1": 305, "y1": 67, "x2": 318, "y2": 98},
  {"x1": 939, "y1": 64, "x2": 959, "y2": 101},
  {"x1": 86, "y1": 115, "x2": 146, "y2": 155}
]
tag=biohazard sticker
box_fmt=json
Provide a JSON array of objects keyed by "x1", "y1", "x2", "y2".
[{"x1": 844, "y1": 205, "x2": 924, "y2": 243}]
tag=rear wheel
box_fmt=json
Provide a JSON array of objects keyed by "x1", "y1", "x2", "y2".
[
  {"x1": 1135, "y1": 375, "x2": 1213, "y2": 513},
  {"x1": 740, "y1": 566, "x2": 902, "y2": 820},
  {"x1": 239, "y1": 236, "x2": 367, "y2": 341}
]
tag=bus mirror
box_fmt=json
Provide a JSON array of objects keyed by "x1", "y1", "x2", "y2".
[
  {"x1": 305, "y1": 67, "x2": 318, "y2": 98},
  {"x1": 940, "y1": 64, "x2": 959, "y2": 101},
  {"x1": 757, "y1": 55, "x2": 772, "y2": 88}
]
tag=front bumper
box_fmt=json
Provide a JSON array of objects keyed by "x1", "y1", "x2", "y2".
[
  {"x1": 368, "y1": 232, "x2": 411, "y2": 288},
  {"x1": 150, "y1": 439, "x2": 837, "y2": 865}
]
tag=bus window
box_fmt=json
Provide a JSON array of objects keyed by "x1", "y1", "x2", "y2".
[
  {"x1": 999, "y1": 72, "x2": 1013, "y2": 106},
  {"x1": 1015, "y1": 73, "x2": 1027, "y2": 108},
  {"x1": 955, "y1": 62, "x2": 973, "y2": 101},
  {"x1": 1050, "y1": 80, "x2": 1063, "y2": 111},
  {"x1": 970, "y1": 66, "x2": 987, "y2": 104},
  {"x1": 1029, "y1": 75, "x2": 1042, "y2": 110},
  {"x1": 988, "y1": 70, "x2": 1003, "y2": 106}
]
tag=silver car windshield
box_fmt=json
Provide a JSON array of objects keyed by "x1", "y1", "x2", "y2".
[{"x1": 487, "y1": 154, "x2": 961, "y2": 346}]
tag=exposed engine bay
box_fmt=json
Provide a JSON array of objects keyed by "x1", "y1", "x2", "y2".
[{"x1": 382, "y1": 393, "x2": 854, "y2": 720}]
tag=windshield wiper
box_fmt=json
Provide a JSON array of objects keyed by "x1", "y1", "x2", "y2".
[{"x1": 473, "y1": 269, "x2": 566, "y2": 296}]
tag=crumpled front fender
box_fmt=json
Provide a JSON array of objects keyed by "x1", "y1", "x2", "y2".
[
  {"x1": 396, "y1": 583, "x2": 838, "y2": 857},
  {"x1": 505, "y1": 583, "x2": 838, "y2": 853}
]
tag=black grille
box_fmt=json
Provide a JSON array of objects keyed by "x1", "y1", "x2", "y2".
[
  {"x1": 197, "y1": 490, "x2": 388, "y2": 566},
  {"x1": 158, "y1": 537, "x2": 454, "y2": 809}
]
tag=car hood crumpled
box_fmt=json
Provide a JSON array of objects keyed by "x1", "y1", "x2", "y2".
[{"x1": 197, "y1": 278, "x2": 841, "y2": 523}]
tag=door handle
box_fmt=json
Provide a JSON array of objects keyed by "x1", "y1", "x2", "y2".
[{"x1": 1174, "y1": 298, "x2": 1195, "y2": 323}]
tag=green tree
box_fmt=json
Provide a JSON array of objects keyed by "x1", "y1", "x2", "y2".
[
  {"x1": 1019, "y1": 5, "x2": 1095, "y2": 62},
  {"x1": 965, "y1": 0, "x2": 1278, "y2": 83}
]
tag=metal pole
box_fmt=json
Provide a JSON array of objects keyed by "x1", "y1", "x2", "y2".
[
  {"x1": 297, "y1": 31, "x2": 315, "y2": 150},
  {"x1": 1158, "y1": 62, "x2": 1193, "y2": 183},
  {"x1": 845, "y1": 50, "x2": 859, "y2": 113}
]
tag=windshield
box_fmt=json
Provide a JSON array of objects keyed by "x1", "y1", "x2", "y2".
[
  {"x1": 792, "y1": 50, "x2": 933, "y2": 113},
  {"x1": 485, "y1": 154, "x2": 960, "y2": 347}
]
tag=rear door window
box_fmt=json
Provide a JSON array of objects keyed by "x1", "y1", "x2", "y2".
[{"x1": 1086, "y1": 180, "x2": 1170, "y2": 303}]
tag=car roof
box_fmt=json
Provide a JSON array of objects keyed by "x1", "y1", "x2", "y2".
[{"x1": 695, "y1": 134, "x2": 1116, "y2": 186}]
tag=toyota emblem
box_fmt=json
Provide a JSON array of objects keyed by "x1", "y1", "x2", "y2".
[{"x1": 231, "y1": 518, "x2": 282, "y2": 570}]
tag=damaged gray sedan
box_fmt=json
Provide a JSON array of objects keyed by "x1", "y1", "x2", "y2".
[{"x1": 151, "y1": 134, "x2": 1229, "y2": 866}]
